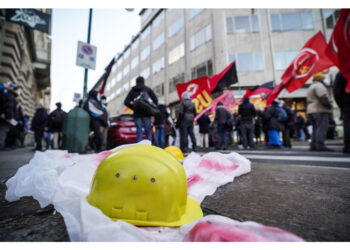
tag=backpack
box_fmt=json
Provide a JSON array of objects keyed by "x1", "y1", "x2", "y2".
[
  {"x1": 133, "y1": 91, "x2": 160, "y2": 116},
  {"x1": 277, "y1": 106, "x2": 287, "y2": 122}
]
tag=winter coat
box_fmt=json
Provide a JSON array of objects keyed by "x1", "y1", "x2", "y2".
[
  {"x1": 333, "y1": 72, "x2": 350, "y2": 114},
  {"x1": 282, "y1": 105, "x2": 295, "y2": 129},
  {"x1": 264, "y1": 102, "x2": 282, "y2": 131},
  {"x1": 83, "y1": 97, "x2": 104, "y2": 122},
  {"x1": 295, "y1": 115, "x2": 305, "y2": 130},
  {"x1": 124, "y1": 83, "x2": 158, "y2": 118},
  {"x1": 31, "y1": 108, "x2": 48, "y2": 131},
  {"x1": 238, "y1": 98, "x2": 256, "y2": 124},
  {"x1": 154, "y1": 104, "x2": 169, "y2": 126},
  {"x1": 215, "y1": 106, "x2": 231, "y2": 125},
  {"x1": 307, "y1": 81, "x2": 332, "y2": 114},
  {"x1": 177, "y1": 99, "x2": 196, "y2": 127},
  {"x1": 197, "y1": 113, "x2": 211, "y2": 133},
  {"x1": 49, "y1": 108, "x2": 66, "y2": 132},
  {"x1": 0, "y1": 89, "x2": 17, "y2": 122}
]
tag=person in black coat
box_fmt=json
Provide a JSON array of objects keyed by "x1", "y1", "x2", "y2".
[
  {"x1": 295, "y1": 113, "x2": 305, "y2": 141},
  {"x1": 215, "y1": 102, "x2": 231, "y2": 150},
  {"x1": 31, "y1": 103, "x2": 48, "y2": 151},
  {"x1": 176, "y1": 91, "x2": 197, "y2": 152},
  {"x1": 238, "y1": 98, "x2": 256, "y2": 149},
  {"x1": 83, "y1": 90, "x2": 104, "y2": 152},
  {"x1": 197, "y1": 111, "x2": 211, "y2": 148},
  {"x1": 280, "y1": 100, "x2": 295, "y2": 148},
  {"x1": 333, "y1": 72, "x2": 350, "y2": 154},
  {"x1": 49, "y1": 102, "x2": 66, "y2": 149},
  {"x1": 124, "y1": 76, "x2": 158, "y2": 142},
  {"x1": 264, "y1": 101, "x2": 283, "y2": 147},
  {"x1": 154, "y1": 100, "x2": 169, "y2": 149}
]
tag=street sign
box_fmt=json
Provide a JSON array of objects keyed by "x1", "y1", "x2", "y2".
[
  {"x1": 76, "y1": 41, "x2": 97, "y2": 70},
  {"x1": 73, "y1": 92, "x2": 81, "y2": 103}
]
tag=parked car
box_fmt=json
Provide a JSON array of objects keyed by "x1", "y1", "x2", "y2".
[{"x1": 107, "y1": 114, "x2": 154, "y2": 148}]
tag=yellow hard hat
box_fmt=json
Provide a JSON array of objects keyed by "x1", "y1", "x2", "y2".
[
  {"x1": 164, "y1": 146, "x2": 185, "y2": 162},
  {"x1": 87, "y1": 144, "x2": 203, "y2": 227},
  {"x1": 313, "y1": 72, "x2": 325, "y2": 81}
]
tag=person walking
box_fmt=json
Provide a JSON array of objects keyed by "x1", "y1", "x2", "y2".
[
  {"x1": 124, "y1": 76, "x2": 158, "y2": 143},
  {"x1": 176, "y1": 91, "x2": 197, "y2": 153},
  {"x1": 0, "y1": 83, "x2": 18, "y2": 150},
  {"x1": 279, "y1": 100, "x2": 294, "y2": 148},
  {"x1": 83, "y1": 90, "x2": 105, "y2": 152},
  {"x1": 49, "y1": 102, "x2": 66, "y2": 149},
  {"x1": 306, "y1": 73, "x2": 333, "y2": 151},
  {"x1": 265, "y1": 101, "x2": 283, "y2": 148},
  {"x1": 333, "y1": 72, "x2": 350, "y2": 154},
  {"x1": 238, "y1": 98, "x2": 256, "y2": 149},
  {"x1": 215, "y1": 102, "x2": 232, "y2": 150},
  {"x1": 31, "y1": 103, "x2": 48, "y2": 151},
  {"x1": 100, "y1": 95, "x2": 109, "y2": 150},
  {"x1": 154, "y1": 100, "x2": 169, "y2": 149},
  {"x1": 197, "y1": 111, "x2": 211, "y2": 149},
  {"x1": 295, "y1": 113, "x2": 305, "y2": 141}
]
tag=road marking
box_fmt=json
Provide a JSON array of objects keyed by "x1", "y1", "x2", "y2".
[{"x1": 241, "y1": 154, "x2": 350, "y2": 163}]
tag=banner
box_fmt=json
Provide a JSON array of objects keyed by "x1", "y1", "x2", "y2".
[
  {"x1": 5, "y1": 9, "x2": 51, "y2": 33},
  {"x1": 326, "y1": 9, "x2": 350, "y2": 92},
  {"x1": 211, "y1": 62, "x2": 238, "y2": 92},
  {"x1": 281, "y1": 31, "x2": 334, "y2": 93},
  {"x1": 241, "y1": 81, "x2": 274, "y2": 100}
]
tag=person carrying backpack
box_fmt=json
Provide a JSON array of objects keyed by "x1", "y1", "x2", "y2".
[
  {"x1": 238, "y1": 98, "x2": 256, "y2": 150},
  {"x1": 215, "y1": 102, "x2": 232, "y2": 150},
  {"x1": 124, "y1": 76, "x2": 158, "y2": 142},
  {"x1": 49, "y1": 102, "x2": 66, "y2": 149}
]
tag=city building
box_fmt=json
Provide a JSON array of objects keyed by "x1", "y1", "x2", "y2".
[
  {"x1": 0, "y1": 9, "x2": 52, "y2": 118},
  {"x1": 96, "y1": 8, "x2": 339, "y2": 118}
]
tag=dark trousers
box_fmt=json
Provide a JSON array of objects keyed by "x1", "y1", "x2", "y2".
[
  {"x1": 282, "y1": 127, "x2": 292, "y2": 148},
  {"x1": 180, "y1": 124, "x2": 196, "y2": 151},
  {"x1": 343, "y1": 110, "x2": 350, "y2": 152},
  {"x1": 90, "y1": 119, "x2": 103, "y2": 151},
  {"x1": 240, "y1": 123, "x2": 255, "y2": 148},
  {"x1": 309, "y1": 113, "x2": 329, "y2": 149},
  {"x1": 0, "y1": 121, "x2": 10, "y2": 149},
  {"x1": 34, "y1": 129, "x2": 44, "y2": 151},
  {"x1": 216, "y1": 123, "x2": 227, "y2": 149}
]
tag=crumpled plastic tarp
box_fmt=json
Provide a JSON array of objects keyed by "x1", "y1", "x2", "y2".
[{"x1": 5, "y1": 141, "x2": 303, "y2": 242}]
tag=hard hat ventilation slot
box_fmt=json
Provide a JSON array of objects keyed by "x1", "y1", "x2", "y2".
[
  {"x1": 150, "y1": 178, "x2": 156, "y2": 183},
  {"x1": 115, "y1": 173, "x2": 120, "y2": 178},
  {"x1": 132, "y1": 175, "x2": 137, "y2": 180}
]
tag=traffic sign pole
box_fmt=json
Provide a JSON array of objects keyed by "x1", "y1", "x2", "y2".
[{"x1": 83, "y1": 8, "x2": 93, "y2": 100}]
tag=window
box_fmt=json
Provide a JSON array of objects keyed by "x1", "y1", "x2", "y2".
[
  {"x1": 169, "y1": 73, "x2": 185, "y2": 93},
  {"x1": 274, "y1": 51, "x2": 298, "y2": 70},
  {"x1": 131, "y1": 56, "x2": 139, "y2": 70},
  {"x1": 228, "y1": 54, "x2": 236, "y2": 63},
  {"x1": 152, "y1": 57, "x2": 165, "y2": 74},
  {"x1": 141, "y1": 26, "x2": 151, "y2": 41},
  {"x1": 251, "y1": 16, "x2": 259, "y2": 32},
  {"x1": 153, "y1": 32, "x2": 165, "y2": 51},
  {"x1": 236, "y1": 52, "x2": 264, "y2": 72},
  {"x1": 132, "y1": 38, "x2": 139, "y2": 52},
  {"x1": 130, "y1": 76, "x2": 137, "y2": 87},
  {"x1": 124, "y1": 48, "x2": 130, "y2": 59},
  {"x1": 190, "y1": 24, "x2": 212, "y2": 51},
  {"x1": 117, "y1": 58, "x2": 123, "y2": 67},
  {"x1": 141, "y1": 67, "x2": 150, "y2": 79},
  {"x1": 226, "y1": 17, "x2": 233, "y2": 33},
  {"x1": 141, "y1": 9, "x2": 154, "y2": 24},
  {"x1": 188, "y1": 9, "x2": 204, "y2": 20},
  {"x1": 123, "y1": 82, "x2": 130, "y2": 92},
  {"x1": 111, "y1": 63, "x2": 117, "y2": 72},
  {"x1": 152, "y1": 11, "x2": 164, "y2": 28},
  {"x1": 323, "y1": 9, "x2": 340, "y2": 29},
  {"x1": 153, "y1": 83, "x2": 164, "y2": 97},
  {"x1": 270, "y1": 12, "x2": 314, "y2": 31},
  {"x1": 235, "y1": 16, "x2": 250, "y2": 33},
  {"x1": 123, "y1": 64, "x2": 130, "y2": 76},
  {"x1": 226, "y1": 15, "x2": 259, "y2": 34},
  {"x1": 168, "y1": 15, "x2": 184, "y2": 38},
  {"x1": 116, "y1": 88, "x2": 121, "y2": 96},
  {"x1": 191, "y1": 60, "x2": 213, "y2": 79},
  {"x1": 141, "y1": 46, "x2": 150, "y2": 61},
  {"x1": 168, "y1": 43, "x2": 185, "y2": 65},
  {"x1": 116, "y1": 72, "x2": 122, "y2": 82},
  {"x1": 111, "y1": 78, "x2": 116, "y2": 87}
]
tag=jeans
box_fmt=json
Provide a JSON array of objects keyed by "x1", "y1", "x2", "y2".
[
  {"x1": 216, "y1": 123, "x2": 227, "y2": 149},
  {"x1": 309, "y1": 113, "x2": 329, "y2": 149},
  {"x1": 134, "y1": 117, "x2": 152, "y2": 142},
  {"x1": 0, "y1": 121, "x2": 10, "y2": 149},
  {"x1": 155, "y1": 124, "x2": 165, "y2": 148},
  {"x1": 296, "y1": 128, "x2": 305, "y2": 141}
]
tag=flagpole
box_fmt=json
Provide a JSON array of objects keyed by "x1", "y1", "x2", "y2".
[{"x1": 83, "y1": 8, "x2": 93, "y2": 100}]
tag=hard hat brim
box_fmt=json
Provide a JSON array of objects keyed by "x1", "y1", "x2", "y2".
[{"x1": 107, "y1": 196, "x2": 203, "y2": 227}]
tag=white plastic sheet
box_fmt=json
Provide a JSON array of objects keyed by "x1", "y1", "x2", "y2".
[{"x1": 5, "y1": 141, "x2": 303, "y2": 241}]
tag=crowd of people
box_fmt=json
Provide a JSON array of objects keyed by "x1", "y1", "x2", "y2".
[{"x1": 0, "y1": 71, "x2": 348, "y2": 154}]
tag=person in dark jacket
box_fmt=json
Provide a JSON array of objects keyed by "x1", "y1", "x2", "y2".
[
  {"x1": 124, "y1": 76, "x2": 158, "y2": 142},
  {"x1": 83, "y1": 90, "x2": 104, "y2": 152},
  {"x1": 197, "y1": 111, "x2": 211, "y2": 148},
  {"x1": 264, "y1": 101, "x2": 283, "y2": 148},
  {"x1": 154, "y1": 100, "x2": 169, "y2": 149},
  {"x1": 49, "y1": 102, "x2": 66, "y2": 149},
  {"x1": 238, "y1": 98, "x2": 256, "y2": 149},
  {"x1": 5, "y1": 102, "x2": 25, "y2": 149},
  {"x1": 333, "y1": 72, "x2": 350, "y2": 154},
  {"x1": 215, "y1": 102, "x2": 231, "y2": 150},
  {"x1": 295, "y1": 113, "x2": 305, "y2": 141},
  {"x1": 0, "y1": 83, "x2": 19, "y2": 150},
  {"x1": 254, "y1": 110, "x2": 263, "y2": 144},
  {"x1": 280, "y1": 100, "x2": 294, "y2": 148},
  {"x1": 176, "y1": 91, "x2": 197, "y2": 152},
  {"x1": 31, "y1": 103, "x2": 48, "y2": 151},
  {"x1": 100, "y1": 95, "x2": 109, "y2": 150}
]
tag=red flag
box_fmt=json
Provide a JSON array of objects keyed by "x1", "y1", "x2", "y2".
[
  {"x1": 176, "y1": 77, "x2": 211, "y2": 102},
  {"x1": 326, "y1": 9, "x2": 350, "y2": 92},
  {"x1": 242, "y1": 81, "x2": 274, "y2": 100},
  {"x1": 281, "y1": 31, "x2": 334, "y2": 93},
  {"x1": 266, "y1": 82, "x2": 285, "y2": 106},
  {"x1": 210, "y1": 61, "x2": 238, "y2": 92}
]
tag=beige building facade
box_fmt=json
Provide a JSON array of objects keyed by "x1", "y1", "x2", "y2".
[{"x1": 101, "y1": 8, "x2": 339, "y2": 117}]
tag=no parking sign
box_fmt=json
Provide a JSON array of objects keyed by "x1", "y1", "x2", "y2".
[{"x1": 76, "y1": 41, "x2": 97, "y2": 70}]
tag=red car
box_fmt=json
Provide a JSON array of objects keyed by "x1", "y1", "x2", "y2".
[{"x1": 107, "y1": 114, "x2": 152, "y2": 148}]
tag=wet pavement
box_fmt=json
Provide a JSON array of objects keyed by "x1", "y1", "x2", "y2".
[{"x1": 0, "y1": 141, "x2": 350, "y2": 241}]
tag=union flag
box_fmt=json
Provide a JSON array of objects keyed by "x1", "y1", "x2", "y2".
[
  {"x1": 241, "y1": 81, "x2": 274, "y2": 100},
  {"x1": 266, "y1": 82, "x2": 285, "y2": 106},
  {"x1": 282, "y1": 31, "x2": 334, "y2": 93},
  {"x1": 326, "y1": 9, "x2": 350, "y2": 92}
]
